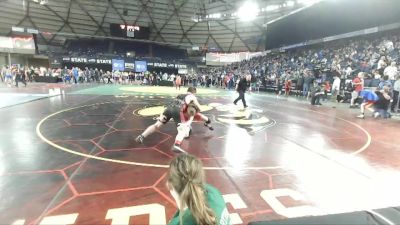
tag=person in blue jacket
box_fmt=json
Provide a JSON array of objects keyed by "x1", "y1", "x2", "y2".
[{"x1": 356, "y1": 90, "x2": 379, "y2": 119}]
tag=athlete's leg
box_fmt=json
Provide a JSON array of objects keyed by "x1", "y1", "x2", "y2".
[
  {"x1": 365, "y1": 102, "x2": 375, "y2": 113},
  {"x1": 142, "y1": 120, "x2": 164, "y2": 137},
  {"x1": 182, "y1": 112, "x2": 213, "y2": 131},
  {"x1": 357, "y1": 101, "x2": 374, "y2": 118},
  {"x1": 197, "y1": 113, "x2": 214, "y2": 130},
  {"x1": 172, "y1": 116, "x2": 194, "y2": 153},
  {"x1": 172, "y1": 106, "x2": 197, "y2": 152},
  {"x1": 172, "y1": 123, "x2": 190, "y2": 152},
  {"x1": 135, "y1": 113, "x2": 168, "y2": 143}
]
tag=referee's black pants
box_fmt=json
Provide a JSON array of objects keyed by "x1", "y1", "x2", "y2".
[{"x1": 234, "y1": 90, "x2": 247, "y2": 107}]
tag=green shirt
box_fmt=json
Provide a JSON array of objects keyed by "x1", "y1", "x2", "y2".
[{"x1": 168, "y1": 184, "x2": 231, "y2": 225}]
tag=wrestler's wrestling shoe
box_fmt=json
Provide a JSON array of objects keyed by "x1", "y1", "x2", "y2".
[
  {"x1": 172, "y1": 144, "x2": 186, "y2": 153},
  {"x1": 204, "y1": 119, "x2": 214, "y2": 131},
  {"x1": 356, "y1": 114, "x2": 365, "y2": 119},
  {"x1": 135, "y1": 135, "x2": 144, "y2": 143}
]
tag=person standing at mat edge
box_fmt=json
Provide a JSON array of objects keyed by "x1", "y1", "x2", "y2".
[
  {"x1": 233, "y1": 74, "x2": 250, "y2": 108},
  {"x1": 167, "y1": 154, "x2": 231, "y2": 225}
]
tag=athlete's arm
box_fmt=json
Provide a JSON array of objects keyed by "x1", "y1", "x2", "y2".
[
  {"x1": 186, "y1": 95, "x2": 202, "y2": 111},
  {"x1": 191, "y1": 98, "x2": 202, "y2": 111},
  {"x1": 186, "y1": 115, "x2": 194, "y2": 124}
]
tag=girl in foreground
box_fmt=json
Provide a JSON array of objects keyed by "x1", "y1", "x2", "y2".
[{"x1": 167, "y1": 154, "x2": 231, "y2": 225}]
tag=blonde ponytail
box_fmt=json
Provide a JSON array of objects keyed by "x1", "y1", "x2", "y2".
[{"x1": 168, "y1": 154, "x2": 217, "y2": 225}]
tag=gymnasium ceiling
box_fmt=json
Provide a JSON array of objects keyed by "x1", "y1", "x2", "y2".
[{"x1": 0, "y1": 0, "x2": 319, "y2": 52}]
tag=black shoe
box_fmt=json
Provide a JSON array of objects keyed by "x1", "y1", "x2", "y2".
[
  {"x1": 233, "y1": 102, "x2": 237, "y2": 105},
  {"x1": 204, "y1": 123, "x2": 214, "y2": 131},
  {"x1": 244, "y1": 105, "x2": 248, "y2": 108},
  {"x1": 204, "y1": 120, "x2": 214, "y2": 130}
]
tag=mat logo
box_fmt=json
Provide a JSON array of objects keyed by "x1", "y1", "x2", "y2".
[
  {"x1": 136, "y1": 103, "x2": 275, "y2": 134},
  {"x1": 208, "y1": 103, "x2": 275, "y2": 133},
  {"x1": 12, "y1": 189, "x2": 321, "y2": 225}
]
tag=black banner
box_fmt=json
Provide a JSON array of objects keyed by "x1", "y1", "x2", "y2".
[
  {"x1": 61, "y1": 56, "x2": 187, "y2": 69},
  {"x1": 62, "y1": 57, "x2": 112, "y2": 65}
]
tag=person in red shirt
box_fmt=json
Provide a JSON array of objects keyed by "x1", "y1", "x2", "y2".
[
  {"x1": 284, "y1": 79, "x2": 292, "y2": 97},
  {"x1": 323, "y1": 81, "x2": 331, "y2": 101},
  {"x1": 175, "y1": 75, "x2": 182, "y2": 90},
  {"x1": 350, "y1": 72, "x2": 364, "y2": 108}
]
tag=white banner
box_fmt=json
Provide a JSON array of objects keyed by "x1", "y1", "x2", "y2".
[
  {"x1": 0, "y1": 37, "x2": 13, "y2": 49},
  {"x1": 0, "y1": 36, "x2": 35, "y2": 54},
  {"x1": 206, "y1": 52, "x2": 263, "y2": 66}
]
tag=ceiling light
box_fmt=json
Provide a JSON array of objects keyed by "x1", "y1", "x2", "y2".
[
  {"x1": 287, "y1": 1, "x2": 295, "y2": 6},
  {"x1": 237, "y1": 1, "x2": 259, "y2": 21},
  {"x1": 297, "y1": 0, "x2": 320, "y2": 6},
  {"x1": 213, "y1": 13, "x2": 221, "y2": 18},
  {"x1": 192, "y1": 16, "x2": 199, "y2": 22},
  {"x1": 266, "y1": 5, "x2": 279, "y2": 11}
]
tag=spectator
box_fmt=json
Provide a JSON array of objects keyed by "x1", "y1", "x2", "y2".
[
  {"x1": 284, "y1": 78, "x2": 292, "y2": 97},
  {"x1": 384, "y1": 62, "x2": 398, "y2": 81},
  {"x1": 377, "y1": 56, "x2": 387, "y2": 75},
  {"x1": 323, "y1": 80, "x2": 331, "y2": 101},
  {"x1": 357, "y1": 90, "x2": 379, "y2": 119},
  {"x1": 167, "y1": 154, "x2": 231, "y2": 225},
  {"x1": 374, "y1": 86, "x2": 392, "y2": 118},
  {"x1": 350, "y1": 72, "x2": 364, "y2": 108},
  {"x1": 303, "y1": 71, "x2": 314, "y2": 99},
  {"x1": 331, "y1": 76, "x2": 341, "y2": 102},
  {"x1": 373, "y1": 70, "x2": 381, "y2": 79},
  {"x1": 310, "y1": 80, "x2": 324, "y2": 105},
  {"x1": 72, "y1": 67, "x2": 79, "y2": 84},
  {"x1": 296, "y1": 74, "x2": 304, "y2": 96},
  {"x1": 392, "y1": 75, "x2": 400, "y2": 113},
  {"x1": 378, "y1": 75, "x2": 392, "y2": 91}
]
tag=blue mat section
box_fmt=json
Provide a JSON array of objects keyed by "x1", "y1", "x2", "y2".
[{"x1": 0, "y1": 93, "x2": 49, "y2": 108}]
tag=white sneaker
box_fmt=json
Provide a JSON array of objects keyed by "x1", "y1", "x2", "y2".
[
  {"x1": 172, "y1": 145, "x2": 186, "y2": 153},
  {"x1": 356, "y1": 114, "x2": 365, "y2": 119},
  {"x1": 373, "y1": 112, "x2": 380, "y2": 118},
  {"x1": 135, "y1": 135, "x2": 144, "y2": 143}
]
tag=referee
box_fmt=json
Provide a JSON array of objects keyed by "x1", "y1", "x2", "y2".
[{"x1": 233, "y1": 74, "x2": 250, "y2": 108}]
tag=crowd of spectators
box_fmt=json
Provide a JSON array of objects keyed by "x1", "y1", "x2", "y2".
[
  {"x1": 198, "y1": 30, "x2": 400, "y2": 116},
  {"x1": 0, "y1": 64, "x2": 210, "y2": 88},
  {"x1": 0, "y1": 65, "x2": 40, "y2": 87},
  {"x1": 63, "y1": 39, "x2": 187, "y2": 60},
  {"x1": 202, "y1": 31, "x2": 399, "y2": 86},
  {"x1": 3, "y1": 30, "x2": 400, "y2": 117}
]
